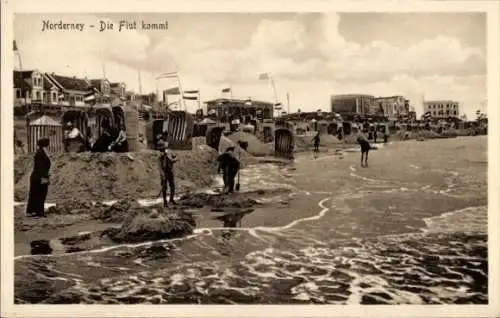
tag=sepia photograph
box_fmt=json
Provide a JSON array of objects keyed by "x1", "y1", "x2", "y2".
[{"x1": 1, "y1": 0, "x2": 499, "y2": 317}]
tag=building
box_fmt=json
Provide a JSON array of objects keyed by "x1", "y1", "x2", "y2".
[
  {"x1": 139, "y1": 93, "x2": 157, "y2": 106},
  {"x1": 330, "y1": 94, "x2": 376, "y2": 116},
  {"x1": 89, "y1": 78, "x2": 113, "y2": 103},
  {"x1": 44, "y1": 73, "x2": 92, "y2": 107},
  {"x1": 373, "y1": 95, "x2": 408, "y2": 120},
  {"x1": 42, "y1": 73, "x2": 62, "y2": 105},
  {"x1": 205, "y1": 98, "x2": 274, "y2": 121},
  {"x1": 110, "y1": 82, "x2": 127, "y2": 99},
  {"x1": 408, "y1": 107, "x2": 417, "y2": 122},
  {"x1": 423, "y1": 100, "x2": 460, "y2": 119},
  {"x1": 13, "y1": 70, "x2": 45, "y2": 105}
]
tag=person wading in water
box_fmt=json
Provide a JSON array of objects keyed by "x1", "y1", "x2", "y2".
[
  {"x1": 312, "y1": 131, "x2": 320, "y2": 152},
  {"x1": 356, "y1": 132, "x2": 371, "y2": 167},
  {"x1": 26, "y1": 137, "x2": 51, "y2": 218},
  {"x1": 217, "y1": 146, "x2": 240, "y2": 194},
  {"x1": 158, "y1": 140, "x2": 178, "y2": 207}
]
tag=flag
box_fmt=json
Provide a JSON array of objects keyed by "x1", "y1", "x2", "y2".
[
  {"x1": 13, "y1": 40, "x2": 18, "y2": 51},
  {"x1": 222, "y1": 87, "x2": 231, "y2": 93},
  {"x1": 423, "y1": 111, "x2": 432, "y2": 120},
  {"x1": 184, "y1": 90, "x2": 199, "y2": 94},
  {"x1": 163, "y1": 87, "x2": 180, "y2": 95},
  {"x1": 259, "y1": 73, "x2": 270, "y2": 80},
  {"x1": 156, "y1": 72, "x2": 178, "y2": 79},
  {"x1": 84, "y1": 92, "x2": 96, "y2": 102},
  {"x1": 182, "y1": 95, "x2": 198, "y2": 100}
]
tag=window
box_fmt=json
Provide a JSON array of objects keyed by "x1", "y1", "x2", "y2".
[
  {"x1": 453, "y1": 110, "x2": 457, "y2": 115},
  {"x1": 446, "y1": 104, "x2": 450, "y2": 108},
  {"x1": 446, "y1": 110, "x2": 450, "y2": 115},
  {"x1": 35, "y1": 91, "x2": 41, "y2": 100},
  {"x1": 52, "y1": 92, "x2": 57, "y2": 102},
  {"x1": 432, "y1": 111, "x2": 436, "y2": 115}
]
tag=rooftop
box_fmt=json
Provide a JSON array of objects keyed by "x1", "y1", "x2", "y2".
[
  {"x1": 205, "y1": 98, "x2": 274, "y2": 106},
  {"x1": 46, "y1": 73, "x2": 91, "y2": 92},
  {"x1": 424, "y1": 100, "x2": 459, "y2": 104},
  {"x1": 331, "y1": 94, "x2": 375, "y2": 99}
]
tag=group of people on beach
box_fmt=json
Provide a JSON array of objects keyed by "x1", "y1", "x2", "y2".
[
  {"x1": 311, "y1": 128, "x2": 383, "y2": 167},
  {"x1": 25, "y1": 133, "x2": 242, "y2": 217}
]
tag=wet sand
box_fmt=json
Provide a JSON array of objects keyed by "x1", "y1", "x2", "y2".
[{"x1": 14, "y1": 136, "x2": 487, "y2": 304}]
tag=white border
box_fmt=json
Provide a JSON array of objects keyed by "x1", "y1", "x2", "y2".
[{"x1": 1, "y1": 0, "x2": 499, "y2": 317}]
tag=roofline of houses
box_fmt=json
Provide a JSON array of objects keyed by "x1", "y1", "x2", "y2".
[{"x1": 204, "y1": 98, "x2": 275, "y2": 106}]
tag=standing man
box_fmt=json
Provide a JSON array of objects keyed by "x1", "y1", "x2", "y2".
[
  {"x1": 158, "y1": 140, "x2": 178, "y2": 207},
  {"x1": 217, "y1": 147, "x2": 240, "y2": 194},
  {"x1": 312, "y1": 131, "x2": 320, "y2": 152}
]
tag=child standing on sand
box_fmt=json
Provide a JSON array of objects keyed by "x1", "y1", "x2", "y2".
[{"x1": 356, "y1": 132, "x2": 371, "y2": 167}]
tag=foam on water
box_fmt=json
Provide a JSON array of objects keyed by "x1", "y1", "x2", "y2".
[{"x1": 14, "y1": 141, "x2": 488, "y2": 305}]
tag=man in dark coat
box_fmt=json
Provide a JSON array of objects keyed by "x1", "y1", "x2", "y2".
[
  {"x1": 217, "y1": 147, "x2": 240, "y2": 194},
  {"x1": 312, "y1": 132, "x2": 320, "y2": 152},
  {"x1": 357, "y1": 132, "x2": 371, "y2": 167},
  {"x1": 158, "y1": 140, "x2": 178, "y2": 207},
  {"x1": 26, "y1": 137, "x2": 51, "y2": 217}
]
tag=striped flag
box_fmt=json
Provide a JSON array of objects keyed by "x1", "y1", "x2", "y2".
[
  {"x1": 13, "y1": 40, "x2": 18, "y2": 51},
  {"x1": 164, "y1": 87, "x2": 180, "y2": 95},
  {"x1": 156, "y1": 72, "x2": 178, "y2": 80},
  {"x1": 259, "y1": 73, "x2": 270, "y2": 80},
  {"x1": 84, "y1": 86, "x2": 99, "y2": 102},
  {"x1": 423, "y1": 111, "x2": 432, "y2": 120},
  {"x1": 183, "y1": 89, "x2": 199, "y2": 100},
  {"x1": 222, "y1": 87, "x2": 231, "y2": 93}
]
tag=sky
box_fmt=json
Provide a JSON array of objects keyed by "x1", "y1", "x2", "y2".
[{"x1": 13, "y1": 12, "x2": 486, "y2": 118}]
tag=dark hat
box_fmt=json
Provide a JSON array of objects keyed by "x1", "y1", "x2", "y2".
[
  {"x1": 157, "y1": 140, "x2": 168, "y2": 150},
  {"x1": 37, "y1": 137, "x2": 50, "y2": 147}
]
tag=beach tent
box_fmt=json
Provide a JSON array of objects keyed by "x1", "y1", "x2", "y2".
[{"x1": 27, "y1": 115, "x2": 63, "y2": 153}]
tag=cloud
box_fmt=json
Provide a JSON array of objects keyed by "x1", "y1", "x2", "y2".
[{"x1": 15, "y1": 13, "x2": 486, "y2": 118}]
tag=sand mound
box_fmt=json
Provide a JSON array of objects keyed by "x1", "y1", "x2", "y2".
[
  {"x1": 178, "y1": 192, "x2": 259, "y2": 209},
  {"x1": 104, "y1": 209, "x2": 196, "y2": 243},
  {"x1": 227, "y1": 131, "x2": 273, "y2": 157},
  {"x1": 15, "y1": 148, "x2": 219, "y2": 203}
]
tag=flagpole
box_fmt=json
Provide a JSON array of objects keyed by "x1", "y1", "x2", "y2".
[
  {"x1": 268, "y1": 73, "x2": 279, "y2": 117},
  {"x1": 14, "y1": 41, "x2": 27, "y2": 108},
  {"x1": 198, "y1": 91, "x2": 201, "y2": 111},
  {"x1": 138, "y1": 70, "x2": 143, "y2": 96},
  {"x1": 176, "y1": 75, "x2": 187, "y2": 111},
  {"x1": 286, "y1": 92, "x2": 290, "y2": 114}
]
